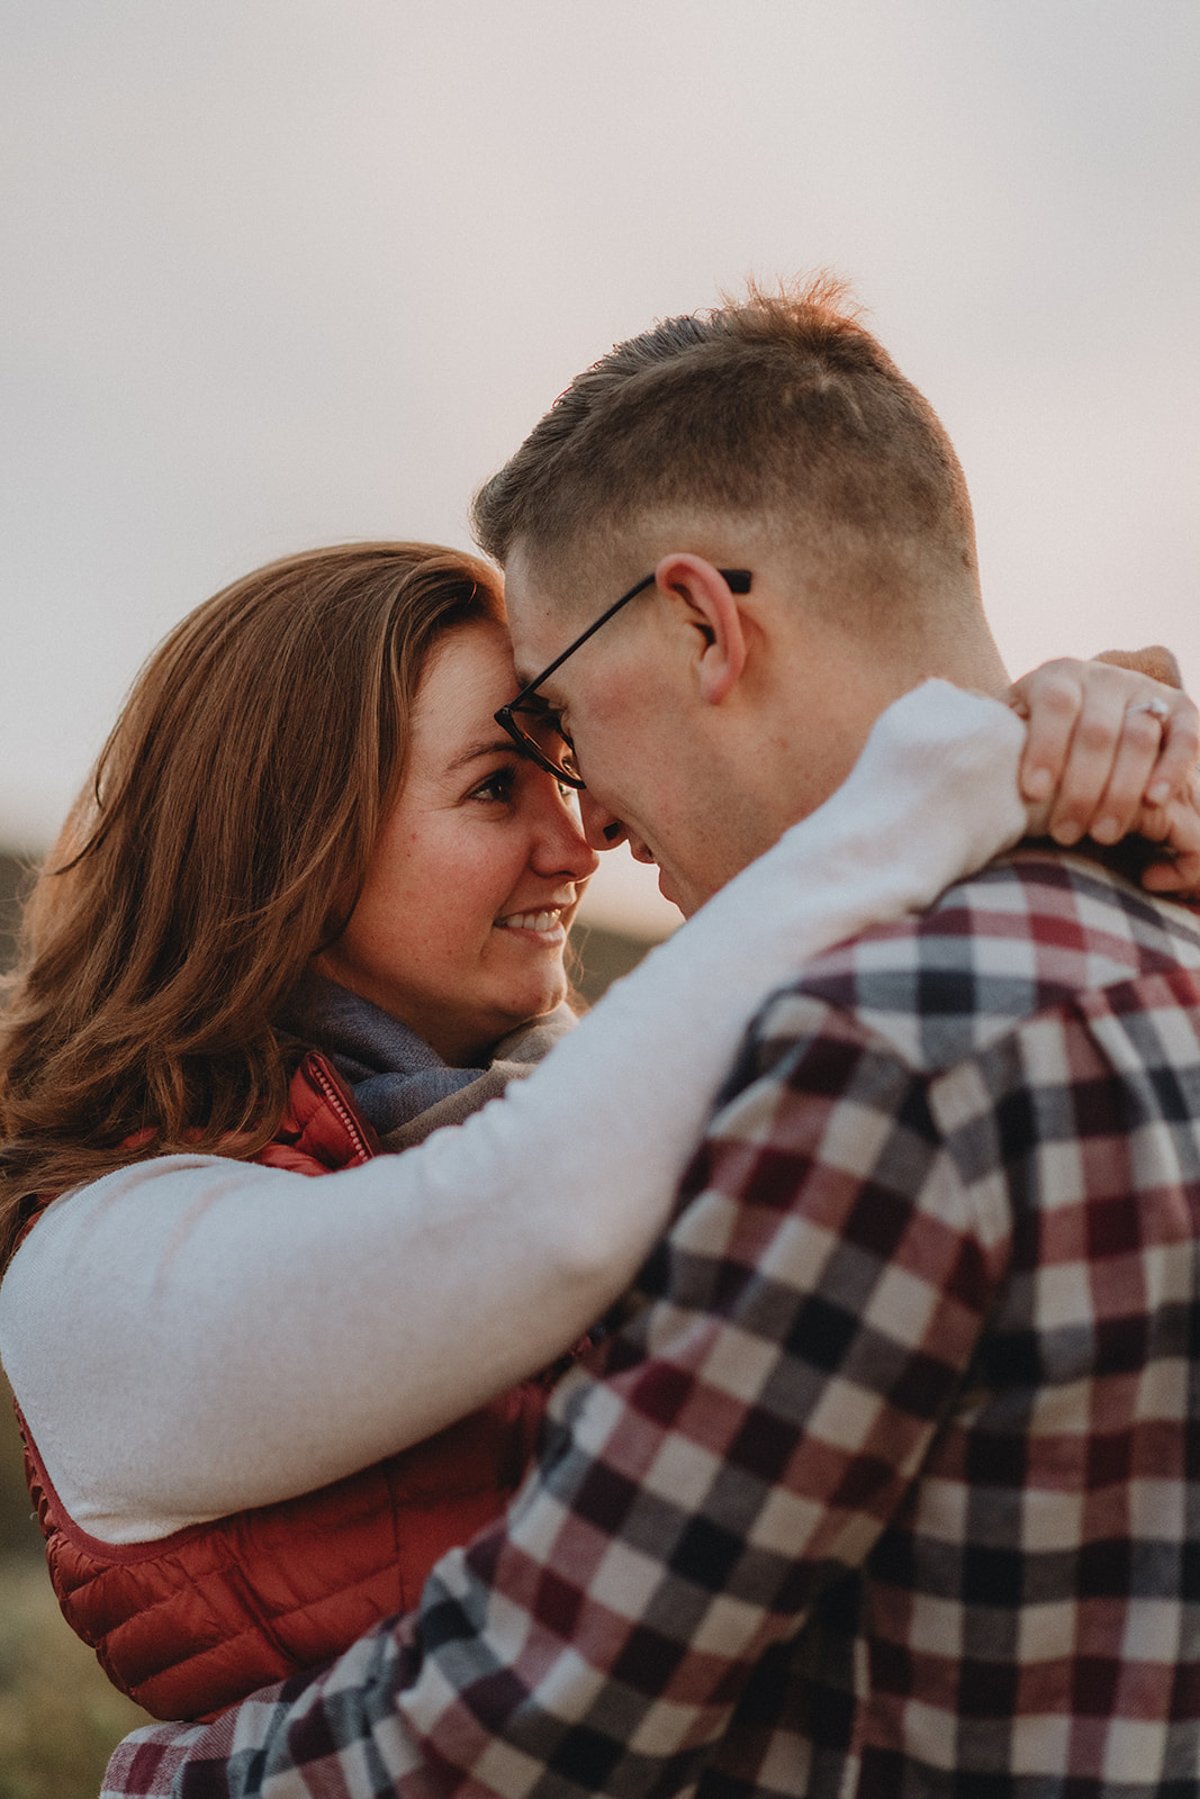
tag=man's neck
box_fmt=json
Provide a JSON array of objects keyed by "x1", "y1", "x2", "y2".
[{"x1": 751, "y1": 617, "x2": 1012, "y2": 849}]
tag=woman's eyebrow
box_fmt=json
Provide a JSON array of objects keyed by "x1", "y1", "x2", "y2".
[{"x1": 443, "y1": 738, "x2": 516, "y2": 776}]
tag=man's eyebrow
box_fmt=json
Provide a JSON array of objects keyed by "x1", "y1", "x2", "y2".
[{"x1": 444, "y1": 739, "x2": 518, "y2": 776}]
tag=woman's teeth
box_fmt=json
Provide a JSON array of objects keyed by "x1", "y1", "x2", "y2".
[{"x1": 497, "y1": 909, "x2": 561, "y2": 932}]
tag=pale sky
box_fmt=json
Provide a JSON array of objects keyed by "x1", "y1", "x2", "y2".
[{"x1": 2, "y1": 1, "x2": 1197, "y2": 934}]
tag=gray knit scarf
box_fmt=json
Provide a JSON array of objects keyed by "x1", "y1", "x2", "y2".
[{"x1": 278, "y1": 970, "x2": 576, "y2": 1152}]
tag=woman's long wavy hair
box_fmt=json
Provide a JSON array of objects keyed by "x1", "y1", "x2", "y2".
[{"x1": 0, "y1": 542, "x2": 503, "y2": 1268}]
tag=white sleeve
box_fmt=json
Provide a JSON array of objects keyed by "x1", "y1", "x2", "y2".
[{"x1": 0, "y1": 682, "x2": 1027, "y2": 1541}]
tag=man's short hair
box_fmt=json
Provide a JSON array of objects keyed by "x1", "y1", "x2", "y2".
[{"x1": 473, "y1": 276, "x2": 979, "y2": 624}]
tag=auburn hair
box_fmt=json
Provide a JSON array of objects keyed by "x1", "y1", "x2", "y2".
[
  {"x1": 0, "y1": 542, "x2": 502, "y2": 1267},
  {"x1": 472, "y1": 274, "x2": 978, "y2": 618}
]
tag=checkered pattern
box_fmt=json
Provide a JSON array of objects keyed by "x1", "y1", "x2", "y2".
[{"x1": 103, "y1": 849, "x2": 1200, "y2": 1797}]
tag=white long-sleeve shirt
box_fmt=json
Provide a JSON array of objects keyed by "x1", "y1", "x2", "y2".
[{"x1": 0, "y1": 683, "x2": 1027, "y2": 1544}]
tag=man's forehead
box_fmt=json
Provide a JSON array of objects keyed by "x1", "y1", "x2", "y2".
[
  {"x1": 502, "y1": 550, "x2": 569, "y2": 683},
  {"x1": 504, "y1": 605, "x2": 556, "y2": 689}
]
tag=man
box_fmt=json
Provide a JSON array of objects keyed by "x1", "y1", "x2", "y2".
[{"x1": 106, "y1": 281, "x2": 1200, "y2": 1796}]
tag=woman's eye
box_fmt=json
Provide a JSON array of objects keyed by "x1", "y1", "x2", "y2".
[{"x1": 472, "y1": 768, "x2": 515, "y2": 804}]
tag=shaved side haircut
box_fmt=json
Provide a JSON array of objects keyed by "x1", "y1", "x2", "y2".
[{"x1": 473, "y1": 276, "x2": 981, "y2": 630}]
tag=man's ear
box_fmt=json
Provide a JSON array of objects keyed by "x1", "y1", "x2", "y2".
[{"x1": 654, "y1": 554, "x2": 748, "y2": 705}]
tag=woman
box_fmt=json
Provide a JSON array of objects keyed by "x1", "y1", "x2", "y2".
[{"x1": 0, "y1": 541, "x2": 1191, "y2": 1721}]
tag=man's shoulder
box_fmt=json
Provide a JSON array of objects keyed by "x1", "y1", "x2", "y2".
[{"x1": 750, "y1": 846, "x2": 1200, "y2": 1079}]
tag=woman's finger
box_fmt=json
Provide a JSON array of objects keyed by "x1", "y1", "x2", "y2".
[
  {"x1": 1141, "y1": 795, "x2": 1200, "y2": 895},
  {"x1": 1093, "y1": 646, "x2": 1195, "y2": 810},
  {"x1": 1144, "y1": 696, "x2": 1200, "y2": 807},
  {"x1": 1141, "y1": 772, "x2": 1200, "y2": 893},
  {"x1": 1086, "y1": 702, "x2": 1174, "y2": 844},
  {"x1": 1043, "y1": 676, "x2": 1129, "y2": 846},
  {"x1": 1009, "y1": 662, "x2": 1084, "y2": 823}
]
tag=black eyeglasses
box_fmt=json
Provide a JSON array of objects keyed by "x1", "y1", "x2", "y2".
[{"x1": 495, "y1": 566, "x2": 752, "y2": 789}]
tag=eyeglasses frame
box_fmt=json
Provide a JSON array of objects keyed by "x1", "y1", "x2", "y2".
[{"x1": 494, "y1": 565, "x2": 752, "y2": 789}]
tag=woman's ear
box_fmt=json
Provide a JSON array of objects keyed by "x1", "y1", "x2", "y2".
[{"x1": 654, "y1": 554, "x2": 748, "y2": 705}]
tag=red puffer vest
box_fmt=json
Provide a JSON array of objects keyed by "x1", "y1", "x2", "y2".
[{"x1": 15, "y1": 1052, "x2": 552, "y2": 1721}]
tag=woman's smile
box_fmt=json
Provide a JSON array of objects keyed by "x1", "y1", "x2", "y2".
[{"x1": 493, "y1": 892, "x2": 578, "y2": 942}]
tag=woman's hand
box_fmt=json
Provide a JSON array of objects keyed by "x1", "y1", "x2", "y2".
[
  {"x1": 1133, "y1": 775, "x2": 1200, "y2": 895},
  {"x1": 1009, "y1": 649, "x2": 1200, "y2": 892}
]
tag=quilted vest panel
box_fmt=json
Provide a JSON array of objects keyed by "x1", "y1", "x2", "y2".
[{"x1": 16, "y1": 1053, "x2": 550, "y2": 1720}]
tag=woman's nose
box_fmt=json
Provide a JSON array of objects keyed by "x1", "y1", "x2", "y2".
[{"x1": 534, "y1": 789, "x2": 600, "y2": 878}]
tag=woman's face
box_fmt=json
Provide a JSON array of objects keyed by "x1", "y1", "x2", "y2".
[{"x1": 314, "y1": 620, "x2": 598, "y2": 1065}]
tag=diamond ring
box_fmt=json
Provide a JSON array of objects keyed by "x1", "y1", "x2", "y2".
[{"x1": 1127, "y1": 697, "x2": 1172, "y2": 723}]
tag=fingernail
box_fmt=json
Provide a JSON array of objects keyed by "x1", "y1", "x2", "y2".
[
  {"x1": 1092, "y1": 816, "x2": 1120, "y2": 844},
  {"x1": 1025, "y1": 768, "x2": 1052, "y2": 800},
  {"x1": 1052, "y1": 820, "x2": 1082, "y2": 846},
  {"x1": 1147, "y1": 780, "x2": 1170, "y2": 805}
]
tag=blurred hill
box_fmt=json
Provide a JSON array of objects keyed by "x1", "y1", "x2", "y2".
[{"x1": 0, "y1": 851, "x2": 26, "y2": 971}]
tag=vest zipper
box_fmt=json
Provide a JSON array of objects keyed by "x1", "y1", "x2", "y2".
[{"x1": 304, "y1": 1056, "x2": 374, "y2": 1165}]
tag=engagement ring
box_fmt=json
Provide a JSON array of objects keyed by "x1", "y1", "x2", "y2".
[{"x1": 1127, "y1": 697, "x2": 1172, "y2": 722}]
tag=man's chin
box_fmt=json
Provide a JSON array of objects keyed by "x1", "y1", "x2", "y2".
[{"x1": 656, "y1": 867, "x2": 693, "y2": 917}]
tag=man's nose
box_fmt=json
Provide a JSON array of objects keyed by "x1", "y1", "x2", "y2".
[{"x1": 579, "y1": 789, "x2": 629, "y2": 852}]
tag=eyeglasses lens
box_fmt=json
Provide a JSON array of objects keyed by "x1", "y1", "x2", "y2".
[{"x1": 515, "y1": 706, "x2": 581, "y2": 785}]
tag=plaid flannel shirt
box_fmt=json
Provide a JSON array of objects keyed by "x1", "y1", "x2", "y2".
[{"x1": 104, "y1": 848, "x2": 1200, "y2": 1798}]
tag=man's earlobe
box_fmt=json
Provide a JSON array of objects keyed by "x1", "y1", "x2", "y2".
[{"x1": 698, "y1": 628, "x2": 744, "y2": 705}]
